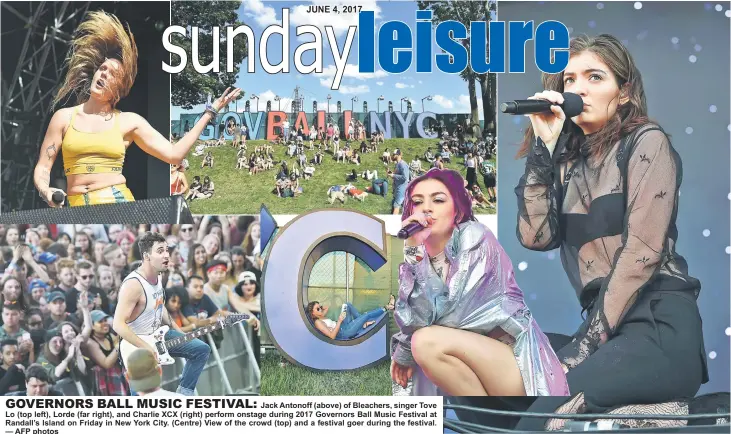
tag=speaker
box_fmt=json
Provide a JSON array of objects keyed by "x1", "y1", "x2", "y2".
[{"x1": 0, "y1": 195, "x2": 193, "y2": 224}]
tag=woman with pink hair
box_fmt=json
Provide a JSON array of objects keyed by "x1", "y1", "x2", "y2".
[{"x1": 390, "y1": 168, "x2": 568, "y2": 397}]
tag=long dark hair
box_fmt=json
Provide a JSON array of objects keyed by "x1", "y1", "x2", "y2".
[
  {"x1": 234, "y1": 279, "x2": 260, "y2": 298},
  {"x1": 306, "y1": 301, "x2": 319, "y2": 321},
  {"x1": 517, "y1": 34, "x2": 650, "y2": 162},
  {"x1": 41, "y1": 332, "x2": 67, "y2": 366},
  {"x1": 186, "y1": 243, "x2": 206, "y2": 279}
]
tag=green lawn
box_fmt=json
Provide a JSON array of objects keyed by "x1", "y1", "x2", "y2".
[
  {"x1": 185, "y1": 138, "x2": 497, "y2": 215},
  {"x1": 260, "y1": 349, "x2": 391, "y2": 396}
]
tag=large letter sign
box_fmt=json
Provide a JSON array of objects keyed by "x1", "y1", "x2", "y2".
[
  {"x1": 184, "y1": 110, "x2": 446, "y2": 140},
  {"x1": 260, "y1": 208, "x2": 389, "y2": 371}
]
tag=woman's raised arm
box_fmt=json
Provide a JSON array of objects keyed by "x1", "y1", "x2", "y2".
[{"x1": 131, "y1": 88, "x2": 241, "y2": 166}]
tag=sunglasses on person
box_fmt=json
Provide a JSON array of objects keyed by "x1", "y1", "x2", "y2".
[
  {"x1": 180, "y1": 227, "x2": 193, "y2": 233},
  {"x1": 78, "y1": 275, "x2": 93, "y2": 280}
]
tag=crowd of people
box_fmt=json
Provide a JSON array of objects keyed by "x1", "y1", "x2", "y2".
[
  {"x1": 173, "y1": 117, "x2": 497, "y2": 212},
  {"x1": 0, "y1": 217, "x2": 262, "y2": 396},
  {"x1": 434, "y1": 130, "x2": 497, "y2": 208}
]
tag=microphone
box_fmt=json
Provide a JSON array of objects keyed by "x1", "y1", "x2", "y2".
[
  {"x1": 51, "y1": 191, "x2": 65, "y2": 205},
  {"x1": 397, "y1": 214, "x2": 432, "y2": 240},
  {"x1": 563, "y1": 421, "x2": 621, "y2": 432},
  {"x1": 500, "y1": 92, "x2": 584, "y2": 118}
]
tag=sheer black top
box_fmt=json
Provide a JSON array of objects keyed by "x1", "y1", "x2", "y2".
[{"x1": 515, "y1": 124, "x2": 700, "y2": 368}]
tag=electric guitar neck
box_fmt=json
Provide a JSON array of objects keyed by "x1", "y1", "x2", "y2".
[{"x1": 164, "y1": 313, "x2": 250, "y2": 350}]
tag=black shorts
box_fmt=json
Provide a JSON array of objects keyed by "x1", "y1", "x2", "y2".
[{"x1": 483, "y1": 174, "x2": 496, "y2": 188}]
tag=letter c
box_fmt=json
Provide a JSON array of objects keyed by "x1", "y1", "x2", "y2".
[{"x1": 261, "y1": 210, "x2": 389, "y2": 370}]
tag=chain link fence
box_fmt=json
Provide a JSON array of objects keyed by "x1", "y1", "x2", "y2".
[
  {"x1": 261, "y1": 233, "x2": 405, "y2": 344},
  {"x1": 304, "y1": 237, "x2": 404, "y2": 336}
]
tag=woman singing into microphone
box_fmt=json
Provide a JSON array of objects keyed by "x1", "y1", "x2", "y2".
[
  {"x1": 33, "y1": 11, "x2": 241, "y2": 207},
  {"x1": 390, "y1": 168, "x2": 569, "y2": 397},
  {"x1": 515, "y1": 34, "x2": 706, "y2": 429}
]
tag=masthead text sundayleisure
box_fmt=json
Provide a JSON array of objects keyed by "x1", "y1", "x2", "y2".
[{"x1": 162, "y1": 9, "x2": 570, "y2": 89}]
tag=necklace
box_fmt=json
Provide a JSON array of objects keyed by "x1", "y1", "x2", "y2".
[
  {"x1": 430, "y1": 251, "x2": 445, "y2": 263},
  {"x1": 95, "y1": 110, "x2": 114, "y2": 121},
  {"x1": 82, "y1": 103, "x2": 113, "y2": 120},
  {"x1": 430, "y1": 251, "x2": 448, "y2": 281}
]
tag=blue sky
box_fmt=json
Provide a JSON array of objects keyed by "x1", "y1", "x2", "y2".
[{"x1": 171, "y1": 0, "x2": 492, "y2": 120}]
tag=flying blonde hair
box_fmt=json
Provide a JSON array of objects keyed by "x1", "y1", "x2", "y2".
[{"x1": 53, "y1": 11, "x2": 138, "y2": 109}]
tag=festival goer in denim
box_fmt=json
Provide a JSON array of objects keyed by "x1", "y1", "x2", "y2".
[
  {"x1": 389, "y1": 148, "x2": 410, "y2": 215},
  {"x1": 308, "y1": 298, "x2": 395, "y2": 340}
]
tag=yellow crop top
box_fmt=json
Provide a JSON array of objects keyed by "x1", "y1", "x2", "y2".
[{"x1": 62, "y1": 108, "x2": 126, "y2": 175}]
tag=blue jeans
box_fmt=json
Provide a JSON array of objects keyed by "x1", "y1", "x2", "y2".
[
  {"x1": 336, "y1": 303, "x2": 385, "y2": 340},
  {"x1": 392, "y1": 184, "x2": 406, "y2": 208},
  {"x1": 372, "y1": 179, "x2": 389, "y2": 197},
  {"x1": 165, "y1": 329, "x2": 210, "y2": 395}
]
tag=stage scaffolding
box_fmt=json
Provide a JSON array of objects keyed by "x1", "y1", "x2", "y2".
[{"x1": 1, "y1": 1, "x2": 91, "y2": 211}]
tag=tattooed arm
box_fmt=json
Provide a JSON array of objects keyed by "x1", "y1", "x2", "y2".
[{"x1": 34, "y1": 109, "x2": 68, "y2": 207}]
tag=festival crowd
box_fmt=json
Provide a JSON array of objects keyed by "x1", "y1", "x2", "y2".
[
  {"x1": 172, "y1": 117, "x2": 497, "y2": 213},
  {"x1": 0, "y1": 217, "x2": 262, "y2": 396}
]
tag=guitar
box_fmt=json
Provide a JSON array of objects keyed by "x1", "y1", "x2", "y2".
[{"x1": 119, "y1": 313, "x2": 250, "y2": 367}]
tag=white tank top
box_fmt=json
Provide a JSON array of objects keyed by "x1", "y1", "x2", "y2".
[
  {"x1": 321, "y1": 318, "x2": 336, "y2": 331},
  {"x1": 204, "y1": 283, "x2": 230, "y2": 309},
  {"x1": 124, "y1": 269, "x2": 165, "y2": 335}
]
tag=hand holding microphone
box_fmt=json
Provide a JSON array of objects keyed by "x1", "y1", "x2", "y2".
[
  {"x1": 52, "y1": 190, "x2": 65, "y2": 205},
  {"x1": 398, "y1": 212, "x2": 434, "y2": 245},
  {"x1": 42, "y1": 188, "x2": 66, "y2": 208},
  {"x1": 502, "y1": 91, "x2": 584, "y2": 156}
]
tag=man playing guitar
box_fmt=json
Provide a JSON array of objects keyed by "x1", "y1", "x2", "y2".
[{"x1": 113, "y1": 232, "x2": 210, "y2": 396}]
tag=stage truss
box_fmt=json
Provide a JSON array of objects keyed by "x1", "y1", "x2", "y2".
[{"x1": 1, "y1": 1, "x2": 91, "y2": 212}]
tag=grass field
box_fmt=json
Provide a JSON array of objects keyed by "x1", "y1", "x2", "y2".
[
  {"x1": 184, "y1": 138, "x2": 497, "y2": 215},
  {"x1": 260, "y1": 349, "x2": 392, "y2": 396}
]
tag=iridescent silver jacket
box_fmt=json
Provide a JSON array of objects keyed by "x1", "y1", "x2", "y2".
[{"x1": 391, "y1": 220, "x2": 570, "y2": 396}]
